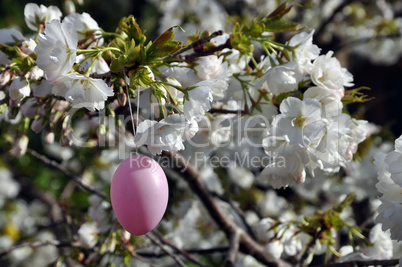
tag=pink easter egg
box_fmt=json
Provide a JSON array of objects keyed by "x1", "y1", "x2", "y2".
[{"x1": 110, "y1": 155, "x2": 168, "y2": 235}]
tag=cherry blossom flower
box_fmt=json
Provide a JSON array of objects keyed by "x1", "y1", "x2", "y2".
[
  {"x1": 0, "y1": 28, "x2": 25, "y2": 65},
  {"x1": 272, "y1": 97, "x2": 325, "y2": 147},
  {"x1": 261, "y1": 136, "x2": 309, "y2": 188},
  {"x1": 8, "y1": 77, "x2": 30, "y2": 102},
  {"x1": 78, "y1": 222, "x2": 98, "y2": 248},
  {"x1": 21, "y1": 39, "x2": 36, "y2": 55},
  {"x1": 134, "y1": 114, "x2": 198, "y2": 155},
  {"x1": 256, "y1": 61, "x2": 303, "y2": 95},
  {"x1": 338, "y1": 224, "x2": 393, "y2": 261},
  {"x1": 374, "y1": 136, "x2": 402, "y2": 241},
  {"x1": 12, "y1": 135, "x2": 29, "y2": 157},
  {"x1": 64, "y1": 12, "x2": 103, "y2": 46},
  {"x1": 20, "y1": 98, "x2": 38, "y2": 118},
  {"x1": 310, "y1": 51, "x2": 354, "y2": 99},
  {"x1": 183, "y1": 80, "x2": 214, "y2": 121},
  {"x1": 288, "y1": 30, "x2": 321, "y2": 75},
  {"x1": 76, "y1": 54, "x2": 110, "y2": 75},
  {"x1": 194, "y1": 55, "x2": 230, "y2": 99},
  {"x1": 51, "y1": 73, "x2": 114, "y2": 111},
  {"x1": 24, "y1": 3, "x2": 62, "y2": 31},
  {"x1": 35, "y1": 20, "x2": 78, "y2": 81}
]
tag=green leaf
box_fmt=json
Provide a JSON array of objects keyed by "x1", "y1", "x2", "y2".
[
  {"x1": 117, "y1": 15, "x2": 146, "y2": 45},
  {"x1": 0, "y1": 104, "x2": 7, "y2": 114},
  {"x1": 147, "y1": 26, "x2": 182, "y2": 59},
  {"x1": 342, "y1": 86, "x2": 373, "y2": 105},
  {"x1": 110, "y1": 59, "x2": 124, "y2": 73},
  {"x1": 266, "y1": 1, "x2": 299, "y2": 21},
  {"x1": 265, "y1": 19, "x2": 302, "y2": 32}
]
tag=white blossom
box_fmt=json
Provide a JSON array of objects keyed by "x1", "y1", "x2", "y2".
[
  {"x1": 52, "y1": 73, "x2": 114, "y2": 111},
  {"x1": 21, "y1": 38, "x2": 37, "y2": 55},
  {"x1": 0, "y1": 28, "x2": 26, "y2": 65},
  {"x1": 288, "y1": 30, "x2": 321, "y2": 75},
  {"x1": 35, "y1": 20, "x2": 78, "y2": 81},
  {"x1": 134, "y1": 114, "x2": 197, "y2": 155},
  {"x1": 78, "y1": 222, "x2": 99, "y2": 248},
  {"x1": 261, "y1": 136, "x2": 309, "y2": 188},
  {"x1": 20, "y1": 98, "x2": 38, "y2": 118},
  {"x1": 183, "y1": 80, "x2": 214, "y2": 121},
  {"x1": 264, "y1": 239, "x2": 283, "y2": 260},
  {"x1": 256, "y1": 61, "x2": 303, "y2": 95},
  {"x1": 254, "y1": 218, "x2": 276, "y2": 242},
  {"x1": 24, "y1": 3, "x2": 62, "y2": 31},
  {"x1": 194, "y1": 55, "x2": 230, "y2": 99},
  {"x1": 76, "y1": 54, "x2": 110, "y2": 75},
  {"x1": 273, "y1": 97, "x2": 325, "y2": 147},
  {"x1": 31, "y1": 117, "x2": 47, "y2": 133},
  {"x1": 374, "y1": 136, "x2": 402, "y2": 241},
  {"x1": 310, "y1": 51, "x2": 354, "y2": 98},
  {"x1": 31, "y1": 80, "x2": 52, "y2": 97},
  {"x1": 8, "y1": 77, "x2": 30, "y2": 101},
  {"x1": 64, "y1": 12, "x2": 103, "y2": 46},
  {"x1": 0, "y1": 168, "x2": 20, "y2": 208}
]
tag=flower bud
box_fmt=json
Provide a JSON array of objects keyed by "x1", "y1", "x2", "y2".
[
  {"x1": 30, "y1": 66, "x2": 44, "y2": 81},
  {"x1": 31, "y1": 117, "x2": 47, "y2": 133},
  {"x1": 20, "y1": 98, "x2": 38, "y2": 118},
  {"x1": 63, "y1": 0, "x2": 76, "y2": 14},
  {"x1": 264, "y1": 240, "x2": 283, "y2": 260},
  {"x1": 117, "y1": 92, "x2": 127, "y2": 106},
  {"x1": 21, "y1": 39, "x2": 37, "y2": 55},
  {"x1": 8, "y1": 77, "x2": 30, "y2": 102},
  {"x1": 12, "y1": 135, "x2": 29, "y2": 157},
  {"x1": 0, "y1": 70, "x2": 11, "y2": 87},
  {"x1": 44, "y1": 131, "x2": 55, "y2": 144},
  {"x1": 60, "y1": 130, "x2": 73, "y2": 147}
]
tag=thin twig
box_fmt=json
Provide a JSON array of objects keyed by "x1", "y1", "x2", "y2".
[
  {"x1": 171, "y1": 30, "x2": 224, "y2": 58},
  {"x1": 146, "y1": 233, "x2": 187, "y2": 267},
  {"x1": 335, "y1": 33, "x2": 401, "y2": 51},
  {"x1": 137, "y1": 246, "x2": 229, "y2": 258},
  {"x1": 152, "y1": 230, "x2": 208, "y2": 267},
  {"x1": 0, "y1": 240, "x2": 81, "y2": 258},
  {"x1": 177, "y1": 41, "x2": 232, "y2": 61},
  {"x1": 315, "y1": 0, "x2": 352, "y2": 38},
  {"x1": 27, "y1": 148, "x2": 110, "y2": 201},
  {"x1": 298, "y1": 228, "x2": 325, "y2": 267},
  {"x1": 209, "y1": 108, "x2": 246, "y2": 115},
  {"x1": 211, "y1": 192, "x2": 258, "y2": 241},
  {"x1": 223, "y1": 229, "x2": 241, "y2": 267},
  {"x1": 312, "y1": 259, "x2": 400, "y2": 267}
]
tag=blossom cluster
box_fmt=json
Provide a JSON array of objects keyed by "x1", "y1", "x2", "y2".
[{"x1": 0, "y1": 1, "x2": 401, "y2": 266}]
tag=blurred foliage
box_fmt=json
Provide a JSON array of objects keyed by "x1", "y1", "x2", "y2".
[{"x1": 0, "y1": 0, "x2": 159, "y2": 39}]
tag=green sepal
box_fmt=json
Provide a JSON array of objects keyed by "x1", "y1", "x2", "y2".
[
  {"x1": 266, "y1": 0, "x2": 299, "y2": 21},
  {"x1": 117, "y1": 15, "x2": 146, "y2": 45},
  {"x1": 147, "y1": 27, "x2": 182, "y2": 59},
  {"x1": 110, "y1": 59, "x2": 124, "y2": 73},
  {"x1": 265, "y1": 19, "x2": 302, "y2": 33}
]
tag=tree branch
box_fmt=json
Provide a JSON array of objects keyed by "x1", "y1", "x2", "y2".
[
  {"x1": 161, "y1": 151, "x2": 292, "y2": 267},
  {"x1": 137, "y1": 246, "x2": 229, "y2": 258},
  {"x1": 0, "y1": 240, "x2": 81, "y2": 258},
  {"x1": 312, "y1": 259, "x2": 400, "y2": 267},
  {"x1": 223, "y1": 229, "x2": 241, "y2": 267},
  {"x1": 314, "y1": 0, "x2": 352, "y2": 39},
  {"x1": 146, "y1": 233, "x2": 187, "y2": 267},
  {"x1": 152, "y1": 230, "x2": 208, "y2": 267},
  {"x1": 171, "y1": 30, "x2": 224, "y2": 58},
  {"x1": 27, "y1": 148, "x2": 110, "y2": 201},
  {"x1": 211, "y1": 192, "x2": 258, "y2": 241}
]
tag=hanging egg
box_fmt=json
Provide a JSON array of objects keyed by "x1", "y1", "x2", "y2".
[{"x1": 110, "y1": 155, "x2": 168, "y2": 235}]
